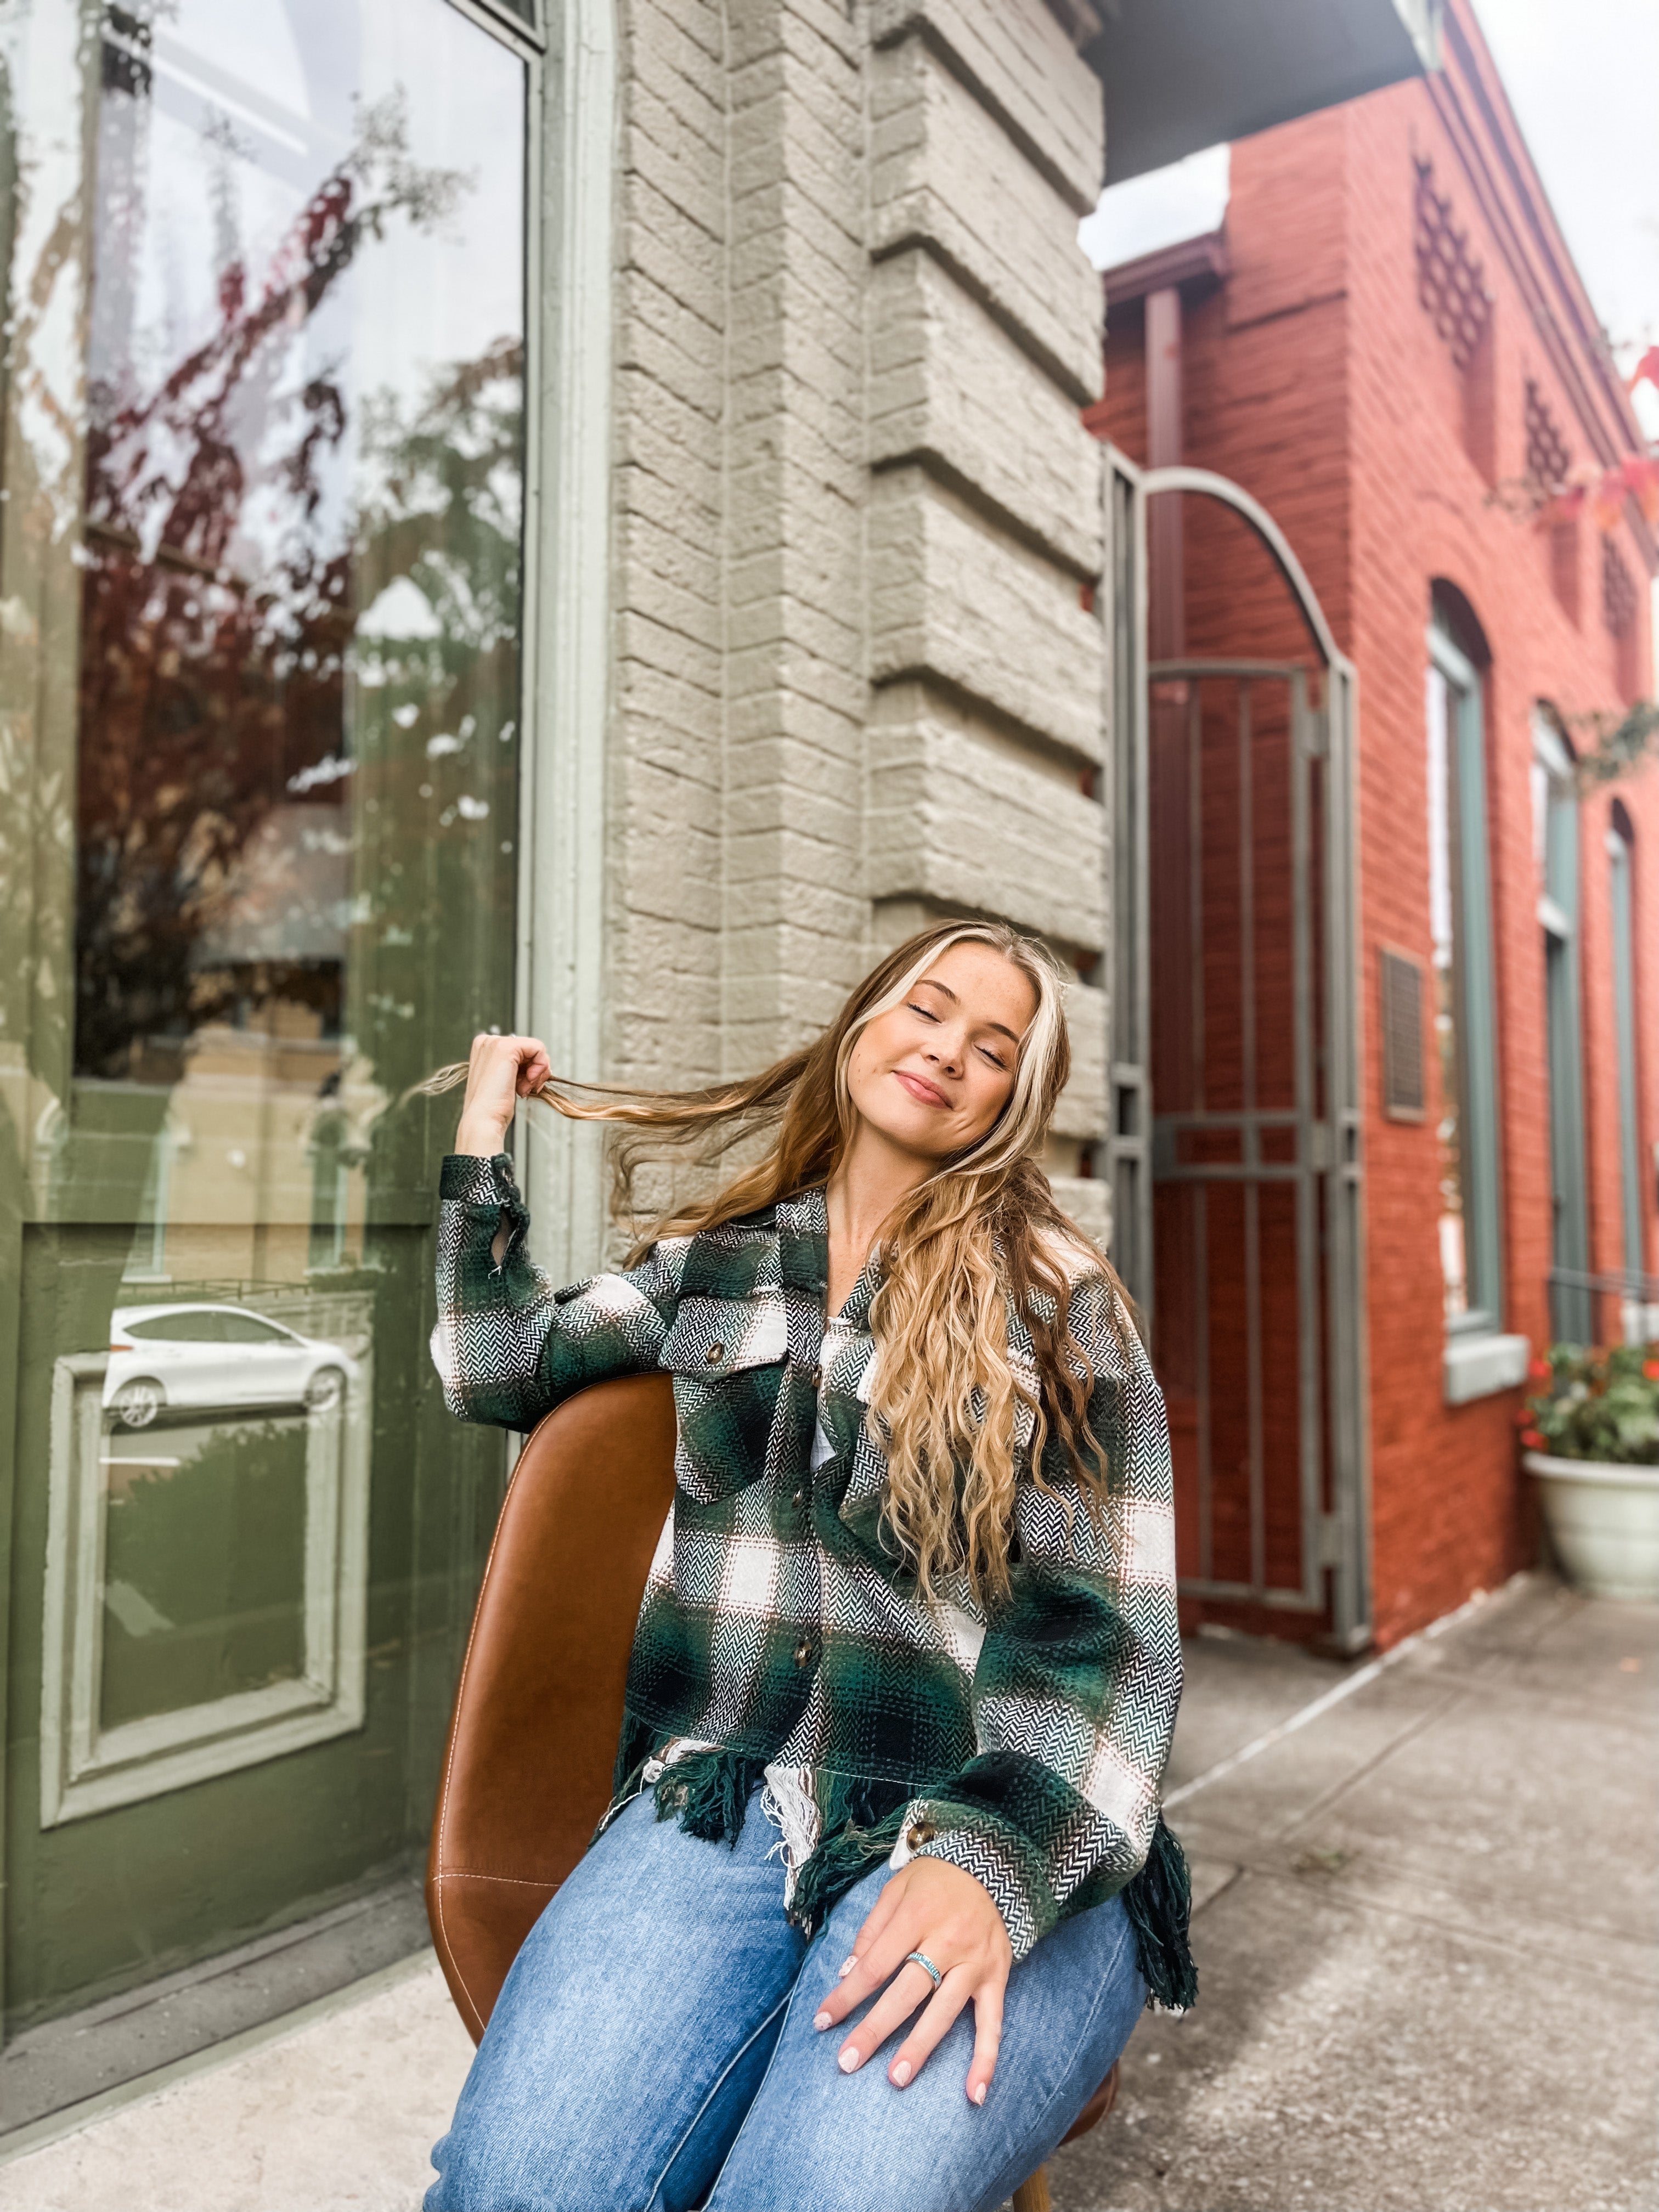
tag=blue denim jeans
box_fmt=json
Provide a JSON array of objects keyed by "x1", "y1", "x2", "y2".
[{"x1": 426, "y1": 1786, "x2": 1146, "y2": 2212}]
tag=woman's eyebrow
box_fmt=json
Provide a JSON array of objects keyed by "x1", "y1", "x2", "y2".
[{"x1": 914, "y1": 976, "x2": 1020, "y2": 1047}]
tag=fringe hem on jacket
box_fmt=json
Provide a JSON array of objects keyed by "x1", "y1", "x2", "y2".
[{"x1": 602, "y1": 1719, "x2": 1198, "y2": 2010}]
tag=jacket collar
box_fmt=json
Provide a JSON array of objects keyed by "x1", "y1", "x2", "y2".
[{"x1": 775, "y1": 1184, "x2": 882, "y2": 1327}]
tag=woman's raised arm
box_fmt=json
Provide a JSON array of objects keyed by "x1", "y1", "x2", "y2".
[{"x1": 430, "y1": 1034, "x2": 686, "y2": 1431}]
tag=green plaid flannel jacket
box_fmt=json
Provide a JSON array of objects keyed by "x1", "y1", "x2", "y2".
[{"x1": 433, "y1": 1152, "x2": 1182, "y2": 1961}]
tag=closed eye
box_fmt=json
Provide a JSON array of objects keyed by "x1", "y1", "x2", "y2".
[{"x1": 908, "y1": 1000, "x2": 1007, "y2": 1069}]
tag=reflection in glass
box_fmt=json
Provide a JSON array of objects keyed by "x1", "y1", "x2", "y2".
[
  {"x1": 100, "y1": 1415, "x2": 309, "y2": 1730},
  {"x1": 73, "y1": 0, "x2": 526, "y2": 1283},
  {"x1": 1426, "y1": 662, "x2": 1466, "y2": 1322},
  {"x1": 3, "y1": 0, "x2": 526, "y2": 2044}
]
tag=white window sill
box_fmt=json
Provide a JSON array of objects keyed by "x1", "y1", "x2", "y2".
[{"x1": 1443, "y1": 1331, "x2": 1530, "y2": 1406}]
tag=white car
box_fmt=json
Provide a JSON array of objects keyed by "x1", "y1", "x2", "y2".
[{"x1": 105, "y1": 1305, "x2": 358, "y2": 1430}]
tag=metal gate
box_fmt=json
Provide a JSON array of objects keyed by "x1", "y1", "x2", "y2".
[{"x1": 1104, "y1": 452, "x2": 1370, "y2": 1648}]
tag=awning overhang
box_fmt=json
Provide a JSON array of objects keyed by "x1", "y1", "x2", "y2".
[{"x1": 1080, "y1": 0, "x2": 1442, "y2": 185}]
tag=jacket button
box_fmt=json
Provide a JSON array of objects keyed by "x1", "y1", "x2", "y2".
[
  {"x1": 704, "y1": 1342, "x2": 724, "y2": 1365},
  {"x1": 793, "y1": 1638, "x2": 814, "y2": 1668},
  {"x1": 906, "y1": 1821, "x2": 935, "y2": 1850},
  {"x1": 791, "y1": 1488, "x2": 806, "y2": 1512},
  {"x1": 808, "y1": 1364, "x2": 822, "y2": 1389}
]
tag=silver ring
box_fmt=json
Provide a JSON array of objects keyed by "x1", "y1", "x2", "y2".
[{"x1": 904, "y1": 1950, "x2": 943, "y2": 1992}]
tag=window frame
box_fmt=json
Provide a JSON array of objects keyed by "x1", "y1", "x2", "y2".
[
  {"x1": 1426, "y1": 619, "x2": 1505, "y2": 1341},
  {"x1": 1532, "y1": 710, "x2": 1591, "y2": 1341},
  {"x1": 1607, "y1": 815, "x2": 1646, "y2": 1286}
]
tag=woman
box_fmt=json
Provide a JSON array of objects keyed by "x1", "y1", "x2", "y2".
[{"x1": 425, "y1": 920, "x2": 1191, "y2": 2212}]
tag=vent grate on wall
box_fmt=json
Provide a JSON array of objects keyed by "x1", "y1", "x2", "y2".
[
  {"x1": 1379, "y1": 947, "x2": 1426, "y2": 1123},
  {"x1": 1414, "y1": 161, "x2": 1491, "y2": 370},
  {"x1": 1523, "y1": 379, "x2": 1572, "y2": 494},
  {"x1": 1602, "y1": 537, "x2": 1638, "y2": 639}
]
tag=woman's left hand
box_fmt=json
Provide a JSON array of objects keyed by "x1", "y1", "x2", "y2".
[{"x1": 812, "y1": 1857, "x2": 1012, "y2": 2103}]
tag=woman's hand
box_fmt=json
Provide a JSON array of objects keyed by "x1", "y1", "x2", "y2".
[
  {"x1": 812, "y1": 1857, "x2": 1012, "y2": 2103},
  {"x1": 453, "y1": 1032, "x2": 552, "y2": 1158}
]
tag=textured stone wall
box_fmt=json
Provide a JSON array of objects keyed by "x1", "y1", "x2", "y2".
[{"x1": 602, "y1": 0, "x2": 1111, "y2": 1242}]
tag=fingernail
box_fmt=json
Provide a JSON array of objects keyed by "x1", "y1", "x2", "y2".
[
  {"x1": 892, "y1": 2061, "x2": 912, "y2": 2087},
  {"x1": 973, "y1": 2081, "x2": 988, "y2": 2107},
  {"x1": 838, "y1": 2046, "x2": 859, "y2": 2074},
  {"x1": 838, "y1": 1956, "x2": 857, "y2": 1979},
  {"x1": 812, "y1": 2010, "x2": 831, "y2": 2032}
]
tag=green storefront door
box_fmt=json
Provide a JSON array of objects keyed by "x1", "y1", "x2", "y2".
[{"x1": 0, "y1": 0, "x2": 527, "y2": 2047}]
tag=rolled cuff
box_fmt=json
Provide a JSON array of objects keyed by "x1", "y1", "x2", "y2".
[{"x1": 887, "y1": 1801, "x2": 1043, "y2": 1961}]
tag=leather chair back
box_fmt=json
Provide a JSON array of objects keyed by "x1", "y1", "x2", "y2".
[{"x1": 425, "y1": 1372, "x2": 679, "y2": 2041}]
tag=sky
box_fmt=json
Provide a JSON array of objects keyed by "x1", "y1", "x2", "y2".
[
  {"x1": 1079, "y1": 0, "x2": 1659, "y2": 443},
  {"x1": 1474, "y1": 0, "x2": 1659, "y2": 437}
]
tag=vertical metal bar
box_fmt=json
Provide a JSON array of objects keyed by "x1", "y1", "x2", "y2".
[
  {"x1": 1239, "y1": 682, "x2": 1257, "y2": 1143},
  {"x1": 1132, "y1": 472, "x2": 1153, "y2": 1327},
  {"x1": 1195, "y1": 1182, "x2": 1212, "y2": 1584},
  {"x1": 1187, "y1": 683, "x2": 1205, "y2": 1111},
  {"x1": 1189, "y1": 676, "x2": 1211, "y2": 1581},
  {"x1": 1290, "y1": 673, "x2": 1324, "y2": 1610},
  {"x1": 1239, "y1": 683, "x2": 1265, "y2": 1597},
  {"x1": 1325, "y1": 662, "x2": 1373, "y2": 1645},
  {"x1": 1104, "y1": 450, "x2": 1154, "y2": 1327}
]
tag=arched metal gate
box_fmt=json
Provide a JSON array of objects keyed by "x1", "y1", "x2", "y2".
[{"x1": 1104, "y1": 451, "x2": 1371, "y2": 1650}]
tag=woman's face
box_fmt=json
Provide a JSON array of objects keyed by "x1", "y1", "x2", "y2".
[{"x1": 844, "y1": 941, "x2": 1039, "y2": 1165}]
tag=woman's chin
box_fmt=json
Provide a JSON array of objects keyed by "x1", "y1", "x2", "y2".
[{"x1": 853, "y1": 1101, "x2": 960, "y2": 1163}]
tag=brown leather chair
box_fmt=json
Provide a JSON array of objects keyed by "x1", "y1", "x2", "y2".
[{"x1": 426, "y1": 1373, "x2": 1118, "y2": 2210}]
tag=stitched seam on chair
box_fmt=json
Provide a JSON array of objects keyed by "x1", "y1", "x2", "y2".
[
  {"x1": 646, "y1": 1993, "x2": 793, "y2": 2210},
  {"x1": 440, "y1": 1872, "x2": 561, "y2": 1887}
]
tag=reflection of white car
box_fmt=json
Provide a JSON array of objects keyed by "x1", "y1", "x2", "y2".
[{"x1": 105, "y1": 1305, "x2": 358, "y2": 1430}]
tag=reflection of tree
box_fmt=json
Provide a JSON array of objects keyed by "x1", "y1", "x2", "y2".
[
  {"x1": 348, "y1": 336, "x2": 523, "y2": 1107},
  {"x1": 72, "y1": 87, "x2": 519, "y2": 1086}
]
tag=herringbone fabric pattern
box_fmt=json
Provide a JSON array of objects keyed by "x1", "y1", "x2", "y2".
[{"x1": 433, "y1": 1154, "x2": 1181, "y2": 1960}]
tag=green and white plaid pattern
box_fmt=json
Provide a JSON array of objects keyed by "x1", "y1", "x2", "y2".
[{"x1": 433, "y1": 1153, "x2": 1181, "y2": 1959}]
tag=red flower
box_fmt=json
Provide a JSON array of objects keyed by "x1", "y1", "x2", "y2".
[
  {"x1": 1527, "y1": 1358, "x2": 1551, "y2": 1380},
  {"x1": 1645, "y1": 1360, "x2": 1659, "y2": 1382},
  {"x1": 1520, "y1": 1428, "x2": 1546, "y2": 1449}
]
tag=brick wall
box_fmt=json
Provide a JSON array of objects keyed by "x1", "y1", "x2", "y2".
[
  {"x1": 1097, "y1": 0, "x2": 1657, "y2": 1645},
  {"x1": 605, "y1": 0, "x2": 1112, "y2": 1241}
]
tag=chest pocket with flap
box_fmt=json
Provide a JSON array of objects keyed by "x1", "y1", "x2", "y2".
[{"x1": 659, "y1": 1293, "x2": 791, "y2": 1504}]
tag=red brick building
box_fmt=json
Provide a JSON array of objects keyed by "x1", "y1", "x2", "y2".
[{"x1": 1092, "y1": 0, "x2": 1657, "y2": 1650}]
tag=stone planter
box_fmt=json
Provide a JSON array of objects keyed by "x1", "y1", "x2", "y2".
[{"x1": 1523, "y1": 1452, "x2": 1659, "y2": 1602}]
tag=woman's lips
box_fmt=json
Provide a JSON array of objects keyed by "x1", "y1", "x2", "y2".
[{"x1": 894, "y1": 1068, "x2": 951, "y2": 1109}]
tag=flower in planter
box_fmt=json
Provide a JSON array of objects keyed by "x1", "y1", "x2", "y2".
[{"x1": 1523, "y1": 1341, "x2": 1659, "y2": 1465}]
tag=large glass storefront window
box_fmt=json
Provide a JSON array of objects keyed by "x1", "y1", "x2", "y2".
[{"x1": 0, "y1": 0, "x2": 528, "y2": 2110}]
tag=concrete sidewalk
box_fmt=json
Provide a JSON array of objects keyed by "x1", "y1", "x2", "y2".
[
  {"x1": 1052, "y1": 1578, "x2": 1659, "y2": 2212},
  {"x1": 2, "y1": 1576, "x2": 1653, "y2": 2212}
]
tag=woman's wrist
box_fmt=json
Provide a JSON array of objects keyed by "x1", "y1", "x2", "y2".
[{"x1": 453, "y1": 1112, "x2": 510, "y2": 1159}]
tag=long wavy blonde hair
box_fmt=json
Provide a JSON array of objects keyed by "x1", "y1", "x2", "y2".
[{"x1": 426, "y1": 921, "x2": 1132, "y2": 1604}]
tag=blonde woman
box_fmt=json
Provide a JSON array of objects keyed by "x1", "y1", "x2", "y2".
[{"x1": 425, "y1": 921, "x2": 1191, "y2": 2212}]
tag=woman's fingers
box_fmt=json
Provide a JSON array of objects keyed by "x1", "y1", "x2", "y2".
[
  {"x1": 812, "y1": 1895, "x2": 921, "y2": 2030},
  {"x1": 455, "y1": 1035, "x2": 550, "y2": 1156},
  {"x1": 887, "y1": 1967, "x2": 978, "y2": 2087},
  {"x1": 963, "y1": 1974, "x2": 1005, "y2": 2103},
  {"x1": 830, "y1": 1959, "x2": 942, "y2": 2074},
  {"x1": 514, "y1": 1040, "x2": 552, "y2": 1096}
]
